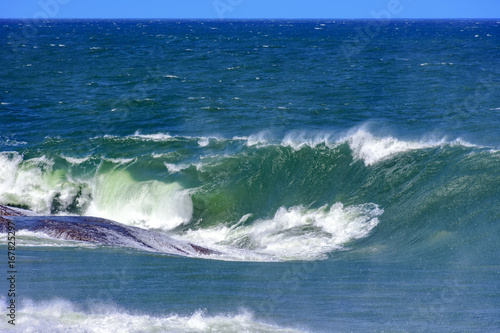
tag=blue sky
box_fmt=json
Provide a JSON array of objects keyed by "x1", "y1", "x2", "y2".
[{"x1": 1, "y1": 0, "x2": 499, "y2": 19}]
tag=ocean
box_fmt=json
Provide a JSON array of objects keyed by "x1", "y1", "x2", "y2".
[{"x1": 0, "y1": 19, "x2": 499, "y2": 332}]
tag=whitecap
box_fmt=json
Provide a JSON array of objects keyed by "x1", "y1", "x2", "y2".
[
  {"x1": 61, "y1": 155, "x2": 91, "y2": 165},
  {"x1": 198, "y1": 137, "x2": 210, "y2": 147},
  {"x1": 282, "y1": 131, "x2": 334, "y2": 150},
  {"x1": 246, "y1": 131, "x2": 273, "y2": 147},
  {"x1": 345, "y1": 128, "x2": 432, "y2": 166},
  {"x1": 164, "y1": 162, "x2": 191, "y2": 173},
  {"x1": 103, "y1": 157, "x2": 137, "y2": 164},
  {"x1": 131, "y1": 131, "x2": 172, "y2": 141}
]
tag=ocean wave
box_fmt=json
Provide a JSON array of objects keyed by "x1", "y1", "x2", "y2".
[
  {"x1": 279, "y1": 128, "x2": 480, "y2": 165},
  {"x1": 82, "y1": 129, "x2": 483, "y2": 167},
  {"x1": 0, "y1": 129, "x2": 495, "y2": 262},
  {"x1": 144, "y1": 128, "x2": 480, "y2": 166},
  {"x1": 0, "y1": 128, "x2": 488, "y2": 222},
  {"x1": 0, "y1": 298, "x2": 305, "y2": 333}
]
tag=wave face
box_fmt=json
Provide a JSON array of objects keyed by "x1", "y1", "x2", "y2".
[{"x1": 1, "y1": 129, "x2": 498, "y2": 262}]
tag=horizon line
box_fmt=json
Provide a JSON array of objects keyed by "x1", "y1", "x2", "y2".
[{"x1": 1, "y1": 17, "x2": 499, "y2": 21}]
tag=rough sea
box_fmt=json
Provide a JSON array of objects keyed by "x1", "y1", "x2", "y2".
[{"x1": 1, "y1": 19, "x2": 499, "y2": 332}]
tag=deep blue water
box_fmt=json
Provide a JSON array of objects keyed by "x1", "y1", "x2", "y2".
[{"x1": 1, "y1": 19, "x2": 500, "y2": 332}]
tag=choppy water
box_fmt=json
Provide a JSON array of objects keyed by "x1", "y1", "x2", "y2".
[{"x1": 1, "y1": 19, "x2": 499, "y2": 332}]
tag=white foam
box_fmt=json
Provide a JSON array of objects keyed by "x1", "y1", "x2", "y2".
[
  {"x1": 448, "y1": 137, "x2": 476, "y2": 148},
  {"x1": 246, "y1": 131, "x2": 273, "y2": 147},
  {"x1": 0, "y1": 153, "x2": 85, "y2": 214},
  {"x1": 232, "y1": 135, "x2": 249, "y2": 141},
  {"x1": 0, "y1": 298, "x2": 305, "y2": 333},
  {"x1": 85, "y1": 170, "x2": 193, "y2": 231},
  {"x1": 104, "y1": 157, "x2": 137, "y2": 165},
  {"x1": 100, "y1": 134, "x2": 119, "y2": 139},
  {"x1": 419, "y1": 62, "x2": 454, "y2": 66},
  {"x1": 241, "y1": 128, "x2": 466, "y2": 166},
  {"x1": 198, "y1": 137, "x2": 210, "y2": 147},
  {"x1": 151, "y1": 153, "x2": 169, "y2": 158},
  {"x1": 345, "y1": 128, "x2": 434, "y2": 166},
  {"x1": 282, "y1": 131, "x2": 335, "y2": 150},
  {"x1": 164, "y1": 162, "x2": 191, "y2": 173},
  {"x1": 0, "y1": 152, "x2": 23, "y2": 196},
  {"x1": 61, "y1": 155, "x2": 91, "y2": 165},
  {"x1": 131, "y1": 131, "x2": 172, "y2": 141},
  {"x1": 178, "y1": 202, "x2": 383, "y2": 261}
]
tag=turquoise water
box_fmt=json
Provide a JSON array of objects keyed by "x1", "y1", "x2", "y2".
[{"x1": 1, "y1": 19, "x2": 500, "y2": 332}]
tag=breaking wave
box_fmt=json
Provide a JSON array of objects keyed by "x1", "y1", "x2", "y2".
[{"x1": 1, "y1": 128, "x2": 498, "y2": 262}]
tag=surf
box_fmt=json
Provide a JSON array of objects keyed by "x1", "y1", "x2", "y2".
[
  {"x1": 0, "y1": 298, "x2": 305, "y2": 333},
  {"x1": 1, "y1": 129, "x2": 499, "y2": 262}
]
